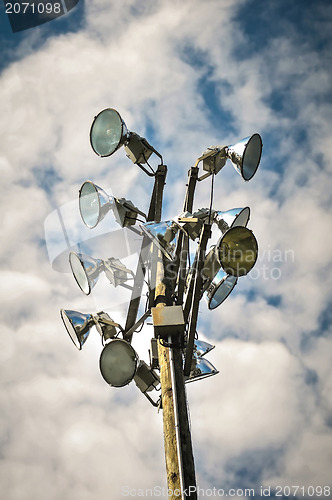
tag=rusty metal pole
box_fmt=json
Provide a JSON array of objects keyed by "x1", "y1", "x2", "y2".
[{"x1": 154, "y1": 251, "x2": 197, "y2": 500}]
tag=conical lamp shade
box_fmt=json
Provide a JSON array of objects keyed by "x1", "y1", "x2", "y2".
[
  {"x1": 141, "y1": 221, "x2": 180, "y2": 260},
  {"x1": 186, "y1": 357, "x2": 219, "y2": 383},
  {"x1": 69, "y1": 252, "x2": 104, "y2": 295},
  {"x1": 227, "y1": 133, "x2": 262, "y2": 181},
  {"x1": 214, "y1": 207, "x2": 250, "y2": 233},
  {"x1": 60, "y1": 309, "x2": 94, "y2": 350},
  {"x1": 204, "y1": 269, "x2": 237, "y2": 310},
  {"x1": 217, "y1": 226, "x2": 258, "y2": 277},
  {"x1": 90, "y1": 108, "x2": 128, "y2": 157},
  {"x1": 194, "y1": 339, "x2": 215, "y2": 357},
  {"x1": 79, "y1": 181, "x2": 112, "y2": 229}
]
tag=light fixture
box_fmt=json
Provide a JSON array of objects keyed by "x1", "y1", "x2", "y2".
[
  {"x1": 60, "y1": 309, "x2": 119, "y2": 350},
  {"x1": 204, "y1": 226, "x2": 258, "y2": 278},
  {"x1": 227, "y1": 134, "x2": 263, "y2": 181},
  {"x1": 200, "y1": 133, "x2": 262, "y2": 181},
  {"x1": 204, "y1": 269, "x2": 237, "y2": 310},
  {"x1": 199, "y1": 207, "x2": 254, "y2": 308},
  {"x1": 176, "y1": 208, "x2": 212, "y2": 240},
  {"x1": 193, "y1": 339, "x2": 215, "y2": 357},
  {"x1": 69, "y1": 251, "x2": 134, "y2": 295},
  {"x1": 90, "y1": 108, "x2": 162, "y2": 169},
  {"x1": 99, "y1": 338, "x2": 139, "y2": 387},
  {"x1": 90, "y1": 108, "x2": 129, "y2": 158},
  {"x1": 185, "y1": 357, "x2": 219, "y2": 383},
  {"x1": 79, "y1": 180, "x2": 146, "y2": 229},
  {"x1": 213, "y1": 207, "x2": 250, "y2": 233}
]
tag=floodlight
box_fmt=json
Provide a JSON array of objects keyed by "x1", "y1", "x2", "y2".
[
  {"x1": 213, "y1": 207, "x2": 250, "y2": 233},
  {"x1": 204, "y1": 269, "x2": 237, "y2": 310},
  {"x1": 90, "y1": 108, "x2": 161, "y2": 168},
  {"x1": 69, "y1": 252, "x2": 102, "y2": 295},
  {"x1": 79, "y1": 180, "x2": 145, "y2": 229},
  {"x1": 218, "y1": 226, "x2": 258, "y2": 276},
  {"x1": 99, "y1": 339, "x2": 139, "y2": 387},
  {"x1": 185, "y1": 357, "x2": 218, "y2": 383},
  {"x1": 90, "y1": 108, "x2": 129, "y2": 157},
  {"x1": 226, "y1": 134, "x2": 262, "y2": 181},
  {"x1": 193, "y1": 339, "x2": 215, "y2": 357},
  {"x1": 60, "y1": 309, "x2": 118, "y2": 350},
  {"x1": 79, "y1": 181, "x2": 110, "y2": 228},
  {"x1": 204, "y1": 226, "x2": 258, "y2": 278},
  {"x1": 200, "y1": 133, "x2": 262, "y2": 181},
  {"x1": 69, "y1": 251, "x2": 134, "y2": 295}
]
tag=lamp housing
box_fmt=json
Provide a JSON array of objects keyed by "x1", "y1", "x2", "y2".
[
  {"x1": 134, "y1": 361, "x2": 160, "y2": 393},
  {"x1": 60, "y1": 309, "x2": 118, "y2": 350},
  {"x1": 124, "y1": 132, "x2": 154, "y2": 165},
  {"x1": 69, "y1": 251, "x2": 134, "y2": 295},
  {"x1": 79, "y1": 180, "x2": 145, "y2": 229},
  {"x1": 193, "y1": 339, "x2": 215, "y2": 357},
  {"x1": 90, "y1": 108, "x2": 161, "y2": 168},
  {"x1": 199, "y1": 133, "x2": 262, "y2": 181}
]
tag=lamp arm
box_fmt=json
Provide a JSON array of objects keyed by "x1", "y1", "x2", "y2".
[
  {"x1": 104, "y1": 258, "x2": 135, "y2": 278},
  {"x1": 122, "y1": 201, "x2": 147, "y2": 219},
  {"x1": 141, "y1": 136, "x2": 163, "y2": 165},
  {"x1": 171, "y1": 166, "x2": 199, "y2": 304},
  {"x1": 196, "y1": 146, "x2": 227, "y2": 181},
  {"x1": 183, "y1": 224, "x2": 211, "y2": 377}
]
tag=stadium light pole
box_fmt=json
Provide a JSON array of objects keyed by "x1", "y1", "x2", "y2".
[
  {"x1": 59, "y1": 107, "x2": 262, "y2": 500},
  {"x1": 90, "y1": 108, "x2": 197, "y2": 499}
]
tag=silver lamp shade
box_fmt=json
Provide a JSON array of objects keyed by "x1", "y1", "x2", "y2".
[
  {"x1": 213, "y1": 207, "x2": 250, "y2": 233},
  {"x1": 204, "y1": 269, "x2": 237, "y2": 310},
  {"x1": 99, "y1": 339, "x2": 139, "y2": 387},
  {"x1": 226, "y1": 133, "x2": 262, "y2": 181},
  {"x1": 194, "y1": 339, "x2": 215, "y2": 357},
  {"x1": 60, "y1": 309, "x2": 94, "y2": 350},
  {"x1": 79, "y1": 181, "x2": 112, "y2": 229},
  {"x1": 90, "y1": 108, "x2": 129, "y2": 157},
  {"x1": 186, "y1": 357, "x2": 219, "y2": 383},
  {"x1": 69, "y1": 252, "x2": 103, "y2": 295}
]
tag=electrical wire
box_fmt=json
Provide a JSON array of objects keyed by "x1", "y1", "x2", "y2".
[
  {"x1": 142, "y1": 151, "x2": 156, "y2": 175},
  {"x1": 125, "y1": 216, "x2": 146, "y2": 223},
  {"x1": 208, "y1": 172, "x2": 215, "y2": 225},
  {"x1": 132, "y1": 291, "x2": 150, "y2": 334}
]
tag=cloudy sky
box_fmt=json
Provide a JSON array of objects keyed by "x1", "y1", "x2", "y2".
[{"x1": 1, "y1": 0, "x2": 332, "y2": 499}]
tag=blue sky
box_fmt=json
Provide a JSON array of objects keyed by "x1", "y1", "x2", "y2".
[{"x1": 1, "y1": 1, "x2": 332, "y2": 499}]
